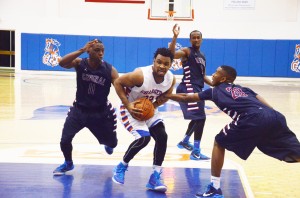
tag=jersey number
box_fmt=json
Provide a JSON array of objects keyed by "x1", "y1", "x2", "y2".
[{"x1": 88, "y1": 83, "x2": 96, "y2": 95}]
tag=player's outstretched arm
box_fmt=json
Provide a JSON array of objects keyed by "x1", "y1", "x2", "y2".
[
  {"x1": 204, "y1": 74, "x2": 213, "y2": 87},
  {"x1": 153, "y1": 75, "x2": 176, "y2": 108},
  {"x1": 169, "y1": 24, "x2": 180, "y2": 55},
  {"x1": 165, "y1": 92, "x2": 200, "y2": 103}
]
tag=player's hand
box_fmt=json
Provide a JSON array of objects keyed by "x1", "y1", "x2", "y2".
[
  {"x1": 156, "y1": 94, "x2": 168, "y2": 104},
  {"x1": 127, "y1": 101, "x2": 143, "y2": 121},
  {"x1": 173, "y1": 24, "x2": 180, "y2": 37},
  {"x1": 83, "y1": 39, "x2": 99, "y2": 52}
]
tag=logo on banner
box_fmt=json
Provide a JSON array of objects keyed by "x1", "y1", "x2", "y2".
[
  {"x1": 168, "y1": 42, "x2": 183, "y2": 71},
  {"x1": 291, "y1": 44, "x2": 300, "y2": 73},
  {"x1": 42, "y1": 38, "x2": 62, "y2": 67}
]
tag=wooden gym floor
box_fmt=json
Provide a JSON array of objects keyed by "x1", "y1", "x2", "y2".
[{"x1": 0, "y1": 69, "x2": 299, "y2": 198}]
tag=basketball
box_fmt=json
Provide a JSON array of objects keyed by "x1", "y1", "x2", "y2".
[{"x1": 134, "y1": 97, "x2": 155, "y2": 121}]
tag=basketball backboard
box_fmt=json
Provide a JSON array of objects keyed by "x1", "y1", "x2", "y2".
[{"x1": 148, "y1": 0, "x2": 194, "y2": 21}]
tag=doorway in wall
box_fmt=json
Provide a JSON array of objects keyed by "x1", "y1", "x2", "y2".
[{"x1": 0, "y1": 30, "x2": 15, "y2": 70}]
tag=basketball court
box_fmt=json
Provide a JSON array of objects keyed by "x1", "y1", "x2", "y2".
[{"x1": 1, "y1": 70, "x2": 299, "y2": 197}]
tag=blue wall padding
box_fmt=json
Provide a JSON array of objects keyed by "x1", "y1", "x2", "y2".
[
  {"x1": 262, "y1": 40, "x2": 276, "y2": 76},
  {"x1": 236, "y1": 39, "x2": 250, "y2": 76},
  {"x1": 249, "y1": 40, "x2": 263, "y2": 76},
  {"x1": 21, "y1": 34, "x2": 29, "y2": 70},
  {"x1": 210, "y1": 39, "x2": 225, "y2": 73},
  {"x1": 21, "y1": 33, "x2": 300, "y2": 78},
  {"x1": 124, "y1": 37, "x2": 138, "y2": 73},
  {"x1": 275, "y1": 40, "x2": 289, "y2": 77}
]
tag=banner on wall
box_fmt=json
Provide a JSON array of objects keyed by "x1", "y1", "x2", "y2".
[
  {"x1": 224, "y1": 0, "x2": 255, "y2": 9},
  {"x1": 42, "y1": 38, "x2": 61, "y2": 67},
  {"x1": 291, "y1": 44, "x2": 300, "y2": 73},
  {"x1": 85, "y1": 0, "x2": 145, "y2": 3},
  {"x1": 168, "y1": 42, "x2": 183, "y2": 71}
]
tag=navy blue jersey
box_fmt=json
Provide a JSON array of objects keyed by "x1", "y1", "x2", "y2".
[
  {"x1": 199, "y1": 83, "x2": 270, "y2": 120},
  {"x1": 74, "y1": 58, "x2": 112, "y2": 108},
  {"x1": 181, "y1": 47, "x2": 206, "y2": 87}
]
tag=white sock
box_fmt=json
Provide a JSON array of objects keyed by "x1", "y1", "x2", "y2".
[
  {"x1": 121, "y1": 161, "x2": 128, "y2": 166},
  {"x1": 153, "y1": 165, "x2": 162, "y2": 173},
  {"x1": 211, "y1": 176, "x2": 220, "y2": 189}
]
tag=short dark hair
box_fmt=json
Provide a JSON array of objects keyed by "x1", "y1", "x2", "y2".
[
  {"x1": 91, "y1": 39, "x2": 103, "y2": 44},
  {"x1": 220, "y1": 65, "x2": 237, "y2": 82},
  {"x1": 189, "y1": 30, "x2": 202, "y2": 39},
  {"x1": 153, "y1": 47, "x2": 174, "y2": 62}
]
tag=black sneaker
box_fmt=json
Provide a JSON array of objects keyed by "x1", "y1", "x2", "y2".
[
  {"x1": 195, "y1": 183, "x2": 224, "y2": 198},
  {"x1": 177, "y1": 141, "x2": 194, "y2": 151}
]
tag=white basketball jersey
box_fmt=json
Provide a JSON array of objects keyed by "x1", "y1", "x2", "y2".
[{"x1": 127, "y1": 65, "x2": 174, "y2": 103}]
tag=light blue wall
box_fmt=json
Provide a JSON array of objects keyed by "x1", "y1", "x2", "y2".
[{"x1": 21, "y1": 33, "x2": 300, "y2": 78}]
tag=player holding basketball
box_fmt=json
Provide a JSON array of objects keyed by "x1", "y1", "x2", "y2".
[
  {"x1": 53, "y1": 39, "x2": 119, "y2": 175},
  {"x1": 160, "y1": 65, "x2": 300, "y2": 197},
  {"x1": 112, "y1": 47, "x2": 176, "y2": 193},
  {"x1": 169, "y1": 24, "x2": 212, "y2": 160}
]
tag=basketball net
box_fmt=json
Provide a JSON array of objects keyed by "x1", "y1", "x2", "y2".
[{"x1": 165, "y1": 11, "x2": 176, "y2": 21}]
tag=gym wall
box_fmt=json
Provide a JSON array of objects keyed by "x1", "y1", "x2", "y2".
[{"x1": 1, "y1": 0, "x2": 300, "y2": 77}]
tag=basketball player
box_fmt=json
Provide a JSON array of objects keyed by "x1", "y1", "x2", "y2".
[
  {"x1": 53, "y1": 39, "x2": 119, "y2": 176},
  {"x1": 112, "y1": 47, "x2": 176, "y2": 193},
  {"x1": 160, "y1": 65, "x2": 300, "y2": 197},
  {"x1": 169, "y1": 24, "x2": 212, "y2": 160}
]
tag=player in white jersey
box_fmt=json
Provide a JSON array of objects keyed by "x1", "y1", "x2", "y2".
[{"x1": 112, "y1": 47, "x2": 176, "y2": 193}]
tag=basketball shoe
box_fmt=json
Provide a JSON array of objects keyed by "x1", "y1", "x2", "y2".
[
  {"x1": 146, "y1": 170, "x2": 167, "y2": 193},
  {"x1": 195, "y1": 183, "x2": 224, "y2": 198},
  {"x1": 177, "y1": 141, "x2": 194, "y2": 151},
  {"x1": 112, "y1": 162, "x2": 128, "y2": 184},
  {"x1": 190, "y1": 149, "x2": 210, "y2": 160},
  {"x1": 53, "y1": 161, "x2": 74, "y2": 176}
]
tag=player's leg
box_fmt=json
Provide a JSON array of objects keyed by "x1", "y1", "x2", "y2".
[
  {"x1": 112, "y1": 105, "x2": 151, "y2": 184},
  {"x1": 146, "y1": 121, "x2": 168, "y2": 192},
  {"x1": 88, "y1": 103, "x2": 118, "y2": 155},
  {"x1": 176, "y1": 83, "x2": 208, "y2": 157},
  {"x1": 186, "y1": 93, "x2": 209, "y2": 160},
  {"x1": 195, "y1": 140, "x2": 225, "y2": 198},
  {"x1": 257, "y1": 111, "x2": 300, "y2": 162},
  {"x1": 112, "y1": 135, "x2": 151, "y2": 184},
  {"x1": 53, "y1": 107, "x2": 84, "y2": 176},
  {"x1": 190, "y1": 118, "x2": 210, "y2": 160},
  {"x1": 177, "y1": 120, "x2": 195, "y2": 151},
  {"x1": 196, "y1": 115, "x2": 261, "y2": 197},
  {"x1": 176, "y1": 83, "x2": 194, "y2": 151}
]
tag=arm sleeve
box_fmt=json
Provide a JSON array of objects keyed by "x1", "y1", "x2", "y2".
[{"x1": 198, "y1": 88, "x2": 213, "y2": 101}]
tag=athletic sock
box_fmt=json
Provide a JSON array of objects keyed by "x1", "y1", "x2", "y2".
[
  {"x1": 194, "y1": 140, "x2": 200, "y2": 149},
  {"x1": 153, "y1": 165, "x2": 162, "y2": 173},
  {"x1": 211, "y1": 176, "x2": 220, "y2": 189},
  {"x1": 121, "y1": 161, "x2": 128, "y2": 166}
]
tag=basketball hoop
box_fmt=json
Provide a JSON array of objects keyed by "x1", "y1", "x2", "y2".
[{"x1": 165, "y1": 11, "x2": 176, "y2": 21}]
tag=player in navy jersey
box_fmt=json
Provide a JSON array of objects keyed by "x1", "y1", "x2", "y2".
[
  {"x1": 53, "y1": 39, "x2": 119, "y2": 176},
  {"x1": 169, "y1": 24, "x2": 212, "y2": 160},
  {"x1": 112, "y1": 47, "x2": 176, "y2": 193},
  {"x1": 160, "y1": 65, "x2": 300, "y2": 197}
]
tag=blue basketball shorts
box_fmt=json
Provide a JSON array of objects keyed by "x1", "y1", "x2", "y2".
[
  {"x1": 215, "y1": 109, "x2": 300, "y2": 161},
  {"x1": 61, "y1": 102, "x2": 118, "y2": 148},
  {"x1": 176, "y1": 82, "x2": 205, "y2": 120}
]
